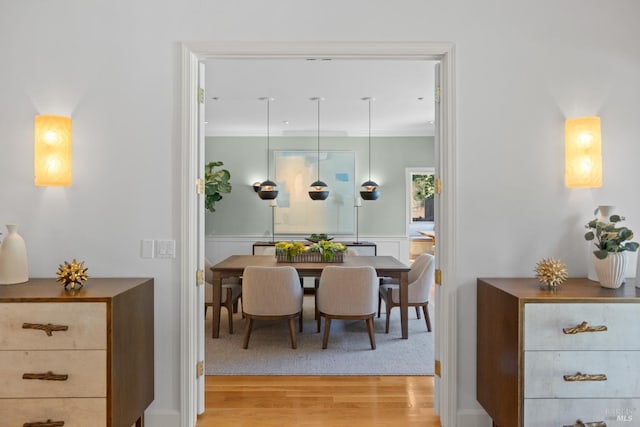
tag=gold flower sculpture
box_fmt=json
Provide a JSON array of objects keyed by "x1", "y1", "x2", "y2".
[
  {"x1": 56, "y1": 259, "x2": 89, "y2": 289},
  {"x1": 534, "y1": 257, "x2": 568, "y2": 289}
]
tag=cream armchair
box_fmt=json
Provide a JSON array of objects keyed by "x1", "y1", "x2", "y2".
[
  {"x1": 378, "y1": 252, "x2": 434, "y2": 333},
  {"x1": 204, "y1": 258, "x2": 242, "y2": 334},
  {"x1": 316, "y1": 266, "x2": 378, "y2": 350},
  {"x1": 241, "y1": 266, "x2": 303, "y2": 349}
]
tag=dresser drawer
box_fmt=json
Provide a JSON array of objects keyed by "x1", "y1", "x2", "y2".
[
  {"x1": 0, "y1": 350, "x2": 106, "y2": 398},
  {"x1": 524, "y1": 303, "x2": 640, "y2": 351},
  {"x1": 0, "y1": 302, "x2": 106, "y2": 350},
  {"x1": 0, "y1": 398, "x2": 106, "y2": 427},
  {"x1": 524, "y1": 398, "x2": 639, "y2": 426},
  {"x1": 524, "y1": 351, "x2": 640, "y2": 398}
]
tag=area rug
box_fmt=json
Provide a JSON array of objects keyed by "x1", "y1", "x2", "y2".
[{"x1": 205, "y1": 295, "x2": 434, "y2": 375}]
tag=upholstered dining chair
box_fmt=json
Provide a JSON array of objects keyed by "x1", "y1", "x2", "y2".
[
  {"x1": 378, "y1": 252, "x2": 435, "y2": 333},
  {"x1": 241, "y1": 266, "x2": 303, "y2": 349},
  {"x1": 316, "y1": 265, "x2": 378, "y2": 350},
  {"x1": 204, "y1": 258, "x2": 242, "y2": 334},
  {"x1": 313, "y1": 248, "x2": 359, "y2": 331}
]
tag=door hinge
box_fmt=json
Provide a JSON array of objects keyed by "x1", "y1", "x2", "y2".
[
  {"x1": 435, "y1": 85, "x2": 441, "y2": 104},
  {"x1": 434, "y1": 359, "x2": 441, "y2": 377},
  {"x1": 196, "y1": 269, "x2": 204, "y2": 286},
  {"x1": 435, "y1": 269, "x2": 442, "y2": 286},
  {"x1": 196, "y1": 360, "x2": 204, "y2": 378},
  {"x1": 196, "y1": 178, "x2": 204, "y2": 195},
  {"x1": 435, "y1": 178, "x2": 442, "y2": 195},
  {"x1": 198, "y1": 87, "x2": 205, "y2": 104}
]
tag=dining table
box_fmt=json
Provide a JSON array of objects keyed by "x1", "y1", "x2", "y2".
[{"x1": 209, "y1": 255, "x2": 412, "y2": 339}]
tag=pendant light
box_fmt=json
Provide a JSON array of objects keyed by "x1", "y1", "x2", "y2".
[
  {"x1": 257, "y1": 97, "x2": 278, "y2": 200},
  {"x1": 360, "y1": 97, "x2": 380, "y2": 200},
  {"x1": 309, "y1": 97, "x2": 329, "y2": 200}
]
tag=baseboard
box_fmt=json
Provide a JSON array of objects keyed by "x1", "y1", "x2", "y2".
[
  {"x1": 144, "y1": 409, "x2": 181, "y2": 427},
  {"x1": 457, "y1": 408, "x2": 492, "y2": 427}
]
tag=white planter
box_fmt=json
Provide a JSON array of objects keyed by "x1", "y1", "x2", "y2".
[
  {"x1": 593, "y1": 252, "x2": 627, "y2": 289},
  {"x1": 0, "y1": 224, "x2": 29, "y2": 285}
]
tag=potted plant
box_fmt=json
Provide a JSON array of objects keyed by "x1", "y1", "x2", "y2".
[
  {"x1": 585, "y1": 209, "x2": 639, "y2": 288},
  {"x1": 275, "y1": 241, "x2": 307, "y2": 262},
  {"x1": 309, "y1": 240, "x2": 347, "y2": 262},
  {"x1": 204, "y1": 161, "x2": 232, "y2": 212}
]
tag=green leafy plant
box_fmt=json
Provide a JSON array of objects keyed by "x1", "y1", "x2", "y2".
[
  {"x1": 412, "y1": 174, "x2": 435, "y2": 201},
  {"x1": 309, "y1": 240, "x2": 347, "y2": 261},
  {"x1": 204, "y1": 161, "x2": 232, "y2": 212},
  {"x1": 584, "y1": 210, "x2": 639, "y2": 259}
]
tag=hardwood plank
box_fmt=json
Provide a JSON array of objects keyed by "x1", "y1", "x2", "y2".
[{"x1": 199, "y1": 375, "x2": 440, "y2": 426}]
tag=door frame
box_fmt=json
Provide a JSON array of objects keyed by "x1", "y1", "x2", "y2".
[{"x1": 180, "y1": 41, "x2": 457, "y2": 427}]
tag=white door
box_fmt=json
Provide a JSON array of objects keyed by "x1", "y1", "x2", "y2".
[
  {"x1": 196, "y1": 61, "x2": 206, "y2": 414},
  {"x1": 432, "y1": 61, "x2": 442, "y2": 415}
]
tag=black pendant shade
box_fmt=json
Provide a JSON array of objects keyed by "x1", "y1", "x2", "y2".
[
  {"x1": 309, "y1": 180, "x2": 329, "y2": 200},
  {"x1": 258, "y1": 179, "x2": 279, "y2": 200},
  {"x1": 360, "y1": 180, "x2": 380, "y2": 200}
]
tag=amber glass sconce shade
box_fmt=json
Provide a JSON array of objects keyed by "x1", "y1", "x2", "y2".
[
  {"x1": 34, "y1": 115, "x2": 72, "y2": 186},
  {"x1": 565, "y1": 116, "x2": 602, "y2": 188}
]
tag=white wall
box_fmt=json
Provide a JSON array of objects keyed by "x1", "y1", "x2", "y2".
[{"x1": 2, "y1": 1, "x2": 639, "y2": 425}]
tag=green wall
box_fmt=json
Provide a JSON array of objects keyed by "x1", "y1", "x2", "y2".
[{"x1": 205, "y1": 136, "x2": 434, "y2": 237}]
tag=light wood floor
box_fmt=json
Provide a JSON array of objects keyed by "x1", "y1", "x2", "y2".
[{"x1": 198, "y1": 375, "x2": 440, "y2": 427}]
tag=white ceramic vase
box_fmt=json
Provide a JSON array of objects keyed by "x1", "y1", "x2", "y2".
[
  {"x1": 593, "y1": 252, "x2": 627, "y2": 289},
  {"x1": 0, "y1": 224, "x2": 29, "y2": 285}
]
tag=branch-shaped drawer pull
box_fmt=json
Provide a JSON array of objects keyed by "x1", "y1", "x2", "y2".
[
  {"x1": 562, "y1": 321, "x2": 607, "y2": 334},
  {"x1": 563, "y1": 419, "x2": 606, "y2": 427},
  {"x1": 563, "y1": 372, "x2": 607, "y2": 382},
  {"x1": 22, "y1": 371, "x2": 69, "y2": 381},
  {"x1": 22, "y1": 323, "x2": 69, "y2": 337},
  {"x1": 23, "y1": 419, "x2": 65, "y2": 427}
]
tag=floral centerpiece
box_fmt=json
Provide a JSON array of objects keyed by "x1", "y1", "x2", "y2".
[
  {"x1": 275, "y1": 241, "x2": 306, "y2": 261},
  {"x1": 274, "y1": 240, "x2": 346, "y2": 263},
  {"x1": 309, "y1": 240, "x2": 347, "y2": 262}
]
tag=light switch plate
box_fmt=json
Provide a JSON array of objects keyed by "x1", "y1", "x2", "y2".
[
  {"x1": 156, "y1": 239, "x2": 176, "y2": 258},
  {"x1": 141, "y1": 239, "x2": 155, "y2": 259}
]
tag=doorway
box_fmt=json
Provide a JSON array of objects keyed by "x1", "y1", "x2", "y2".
[{"x1": 180, "y1": 41, "x2": 457, "y2": 427}]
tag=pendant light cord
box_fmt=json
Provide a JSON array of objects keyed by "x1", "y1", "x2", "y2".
[
  {"x1": 266, "y1": 98, "x2": 271, "y2": 180},
  {"x1": 317, "y1": 97, "x2": 321, "y2": 181},
  {"x1": 368, "y1": 98, "x2": 372, "y2": 181}
]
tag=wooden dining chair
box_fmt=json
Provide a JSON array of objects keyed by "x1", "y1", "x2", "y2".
[
  {"x1": 241, "y1": 266, "x2": 303, "y2": 349},
  {"x1": 316, "y1": 265, "x2": 378, "y2": 350},
  {"x1": 205, "y1": 258, "x2": 242, "y2": 334},
  {"x1": 378, "y1": 252, "x2": 435, "y2": 333}
]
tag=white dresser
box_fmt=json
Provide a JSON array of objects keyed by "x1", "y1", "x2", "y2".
[
  {"x1": 0, "y1": 278, "x2": 154, "y2": 427},
  {"x1": 477, "y1": 278, "x2": 640, "y2": 427}
]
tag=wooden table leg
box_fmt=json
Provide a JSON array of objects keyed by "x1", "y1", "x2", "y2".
[
  {"x1": 211, "y1": 271, "x2": 222, "y2": 338},
  {"x1": 400, "y1": 271, "x2": 409, "y2": 339},
  {"x1": 135, "y1": 414, "x2": 144, "y2": 427}
]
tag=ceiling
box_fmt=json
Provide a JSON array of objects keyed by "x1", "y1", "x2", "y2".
[{"x1": 204, "y1": 59, "x2": 437, "y2": 138}]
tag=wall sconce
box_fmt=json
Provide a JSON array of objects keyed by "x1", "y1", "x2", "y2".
[
  {"x1": 565, "y1": 116, "x2": 602, "y2": 188},
  {"x1": 252, "y1": 182, "x2": 261, "y2": 192},
  {"x1": 34, "y1": 115, "x2": 72, "y2": 186}
]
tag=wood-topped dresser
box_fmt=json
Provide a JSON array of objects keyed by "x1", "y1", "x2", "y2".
[
  {"x1": 477, "y1": 278, "x2": 640, "y2": 427},
  {"x1": 0, "y1": 278, "x2": 154, "y2": 427}
]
